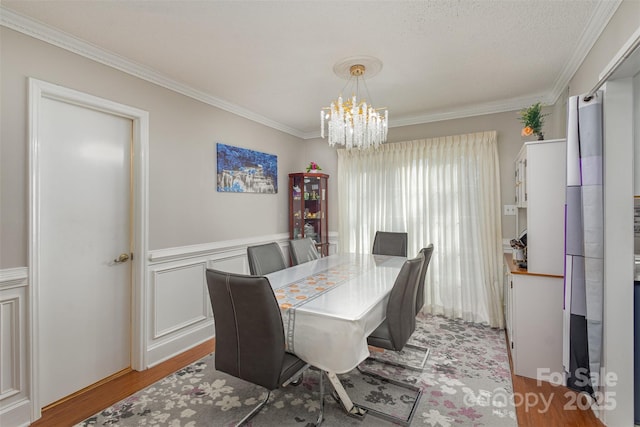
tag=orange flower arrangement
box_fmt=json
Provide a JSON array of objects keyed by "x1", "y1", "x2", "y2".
[
  {"x1": 519, "y1": 102, "x2": 548, "y2": 140},
  {"x1": 521, "y1": 126, "x2": 534, "y2": 137}
]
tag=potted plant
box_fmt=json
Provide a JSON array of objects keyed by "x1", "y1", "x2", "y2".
[{"x1": 519, "y1": 102, "x2": 548, "y2": 140}]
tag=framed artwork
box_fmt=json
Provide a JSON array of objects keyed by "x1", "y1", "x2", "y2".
[{"x1": 216, "y1": 143, "x2": 278, "y2": 193}]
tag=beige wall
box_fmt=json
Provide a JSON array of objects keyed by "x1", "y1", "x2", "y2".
[
  {"x1": 0, "y1": 27, "x2": 305, "y2": 268},
  {"x1": 305, "y1": 104, "x2": 561, "y2": 242},
  {"x1": 569, "y1": 0, "x2": 640, "y2": 96},
  {"x1": 3, "y1": 0, "x2": 636, "y2": 268},
  {"x1": 304, "y1": 0, "x2": 640, "y2": 245}
]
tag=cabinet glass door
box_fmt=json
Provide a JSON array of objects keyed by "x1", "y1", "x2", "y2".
[{"x1": 289, "y1": 172, "x2": 329, "y2": 256}]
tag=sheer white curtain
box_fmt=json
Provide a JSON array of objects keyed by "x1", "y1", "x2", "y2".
[{"x1": 337, "y1": 131, "x2": 504, "y2": 327}]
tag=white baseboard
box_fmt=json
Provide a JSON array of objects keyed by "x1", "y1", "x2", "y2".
[
  {"x1": 0, "y1": 397, "x2": 31, "y2": 427},
  {"x1": 0, "y1": 232, "x2": 341, "y2": 422},
  {"x1": 146, "y1": 320, "x2": 214, "y2": 368},
  {"x1": 144, "y1": 233, "x2": 317, "y2": 367}
]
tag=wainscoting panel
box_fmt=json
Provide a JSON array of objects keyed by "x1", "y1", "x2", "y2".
[
  {"x1": 145, "y1": 234, "x2": 288, "y2": 367},
  {"x1": 151, "y1": 263, "x2": 209, "y2": 339},
  {"x1": 207, "y1": 250, "x2": 249, "y2": 274},
  {"x1": 146, "y1": 259, "x2": 213, "y2": 367},
  {"x1": 0, "y1": 268, "x2": 30, "y2": 427},
  {"x1": 144, "y1": 233, "x2": 338, "y2": 367},
  {"x1": 1, "y1": 238, "x2": 341, "y2": 422},
  {"x1": 1, "y1": 297, "x2": 20, "y2": 398}
]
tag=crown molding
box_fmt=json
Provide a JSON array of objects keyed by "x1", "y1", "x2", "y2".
[
  {"x1": 302, "y1": 93, "x2": 552, "y2": 139},
  {"x1": 1, "y1": 1, "x2": 622, "y2": 141},
  {"x1": 390, "y1": 93, "x2": 554, "y2": 129},
  {"x1": 386, "y1": 0, "x2": 622, "y2": 132},
  {"x1": 547, "y1": 0, "x2": 622, "y2": 105},
  {"x1": 302, "y1": 1, "x2": 622, "y2": 140},
  {"x1": 0, "y1": 6, "x2": 306, "y2": 139}
]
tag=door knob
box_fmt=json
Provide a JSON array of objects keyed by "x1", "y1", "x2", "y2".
[{"x1": 113, "y1": 253, "x2": 130, "y2": 263}]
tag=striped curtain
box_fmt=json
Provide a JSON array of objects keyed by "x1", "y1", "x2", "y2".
[{"x1": 563, "y1": 92, "x2": 604, "y2": 394}]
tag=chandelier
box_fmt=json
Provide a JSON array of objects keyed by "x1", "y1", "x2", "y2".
[{"x1": 320, "y1": 61, "x2": 388, "y2": 149}]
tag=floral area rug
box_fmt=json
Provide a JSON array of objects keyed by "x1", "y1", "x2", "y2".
[{"x1": 77, "y1": 314, "x2": 517, "y2": 427}]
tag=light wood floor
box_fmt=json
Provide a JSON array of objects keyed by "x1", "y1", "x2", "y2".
[
  {"x1": 31, "y1": 340, "x2": 215, "y2": 427},
  {"x1": 32, "y1": 337, "x2": 604, "y2": 426},
  {"x1": 505, "y1": 332, "x2": 604, "y2": 427}
]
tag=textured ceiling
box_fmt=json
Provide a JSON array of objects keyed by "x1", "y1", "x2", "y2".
[{"x1": 1, "y1": 1, "x2": 620, "y2": 138}]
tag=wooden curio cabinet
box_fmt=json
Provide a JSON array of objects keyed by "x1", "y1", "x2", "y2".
[{"x1": 288, "y1": 173, "x2": 329, "y2": 256}]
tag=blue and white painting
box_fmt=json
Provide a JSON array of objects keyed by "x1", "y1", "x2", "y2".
[{"x1": 216, "y1": 143, "x2": 278, "y2": 193}]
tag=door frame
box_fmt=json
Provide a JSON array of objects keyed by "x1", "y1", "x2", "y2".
[{"x1": 28, "y1": 78, "x2": 149, "y2": 419}]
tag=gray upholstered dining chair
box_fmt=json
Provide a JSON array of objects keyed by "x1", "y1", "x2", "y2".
[
  {"x1": 366, "y1": 252, "x2": 430, "y2": 371},
  {"x1": 357, "y1": 254, "x2": 425, "y2": 426},
  {"x1": 246, "y1": 242, "x2": 287, "y2": 275},
  {"x1": 289, "y1": 238, "x2": 320, "y2": 266},
  {"x1": 414, "y1": 244, "x2": 435, "y2": 316},
  {"x1": 371, "y1": 231, "x2": 408, "y2": 257},
  {"x1": 205, "y1": 269, "x2": 324, "y2": 426}
]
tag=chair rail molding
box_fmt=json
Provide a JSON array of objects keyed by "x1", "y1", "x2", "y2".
[
  {"x1": 148, "y1": 233, "x2": 290, "y2": 264},
  {"x1": 0, "y1": 232, "x2": 340, "y2": 425},
  {"x1": 145, "y1": 233, "x2": 293, "y2": 367},
  {"x1": 144, "y1": 232, "x2": 339, "y2": 364},
  {"x1": 0, "y1": 267, "x2": 28, "y2": 290}
]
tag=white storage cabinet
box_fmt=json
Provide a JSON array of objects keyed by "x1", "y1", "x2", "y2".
[{"x1": 506, "y1": 139, "x2": 566, "y2": 381}]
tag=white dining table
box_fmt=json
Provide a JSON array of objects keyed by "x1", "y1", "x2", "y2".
[{"x1": 265, "y1": 252, "x2": 406, "y2": 416}]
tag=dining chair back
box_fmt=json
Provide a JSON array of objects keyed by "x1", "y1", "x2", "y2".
[
  {"x1": 247, "y1": 242, "x2": 287, "y2": 275},
  {"x1": 372, "y1": 231, "x2": 408, "y2": 257},
  {"x1": 368, "y1": 254, "x2": 423, "y2": 351},
  {"x1": 289, "y1": 238, "x2": 320, "y2": 265},
  {"x1": 205, "y1": 269, "x2": 321, "y2": 425},
  {"x1": 414, "y1": 244, "x2": 435, "y2": 315}
]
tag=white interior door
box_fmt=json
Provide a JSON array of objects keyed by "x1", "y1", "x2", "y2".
[{"x1": 38, "y1": 96, "x2": 132, "y2": 407}]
